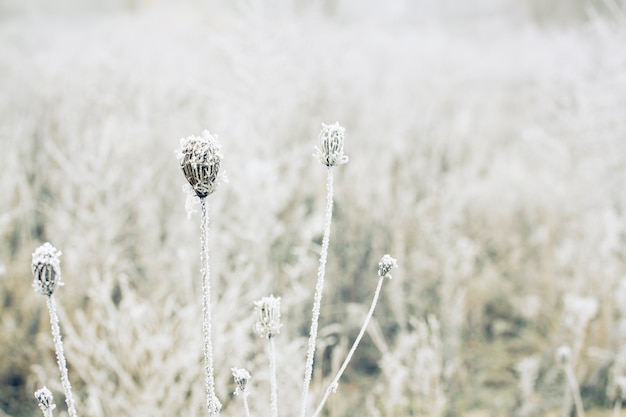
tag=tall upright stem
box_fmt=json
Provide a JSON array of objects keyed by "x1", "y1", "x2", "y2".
[
  {"x1": 46, "y1": 296, "x2": 78, "y2": 417},
  {"x1": 564, "y1": 364, "x2": 585, "y2": 417},
  {"x1": 201, "y1": 198, "x2": 220, "y2": 416},
  {"x1": 268, "y1": 337, "x2": 278, "y2": 417},
  {"x1": 300, "y1": 167, "x2": 334, "y2": 417},
  {"x1": 311, "y1": 276, "x2": 385, "y2": 417}
]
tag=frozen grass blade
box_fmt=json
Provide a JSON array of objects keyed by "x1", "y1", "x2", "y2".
[{"x1": 310, "y1": 255, "x2": 397, "y2": 417}]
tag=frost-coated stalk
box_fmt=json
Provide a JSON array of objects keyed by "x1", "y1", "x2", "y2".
[
  {"x1": 268, "y1": 336, "x2": 278, "y2": 417},
  {"x1": 32, "y1": 243, "x2": 77, "y2": 417},
  {"x1": 201, "y1": 198, "x2": 220, "y2": 416},
  {"x1": 47, "y1": 296, "x2": 78, "y2": 417},
  {"x1": 254, "y1": 295, "x2": 281, "y2": 417},
  {"x1": 311, "y1": 255, "x2": 397, "y2": 417},
  {"x1": 614, "y1": 398, "x2": 622, "y2": 417},
  {"x1": 300, "y1": 167, "x2": 334, "y2": 417}
]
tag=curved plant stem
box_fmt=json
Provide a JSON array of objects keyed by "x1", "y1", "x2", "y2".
[
  {"x1": 311, "y1": 276, "x2": 385, "y2": 417},
  {"x1": 268, "y1": 337, "x2": 278, "y2": 417},
  {"x1": 201, "y1": 198, "x2": 220, "y2": 416},
  {"x1": 46, "y1": 296, "x2": 78, "y2": 417},
  {"x1": 300, "y1": 167, "x2": 334, "y2": 417}
]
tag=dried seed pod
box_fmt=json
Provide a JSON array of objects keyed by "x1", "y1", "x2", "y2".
[
  {"x1": 176, "y1": 131, "x2": 223, "y2": 198},
  {"x1": 32, "y1": 243, "x2": 63, "y2": 296}
]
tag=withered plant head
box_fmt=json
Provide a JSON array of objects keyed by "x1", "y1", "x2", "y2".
[
  {"x1": 315, "y1": 122, "x2": 349, "y2": 167},
  {"x1": 32, "y1": 243, "x2": 63, "y2": 296},
  {"x1": 232, "y1": 367, "x2": 251, "y2": 396},
  {"x1": 556, "y1": 345, "x2": 572, "y2": 367},
  {"x1": 378, "y1": 254, "x2": 398, "y2": 279},
  {"x1": 254, "y1": 295, "x2": 282, "y2": 339},
  {"x1": 34, "y1": 386, "x2": 55, "y2": 413},
  {"x1": 176, "y1": 130, "x2": 223, "y2": 198}
]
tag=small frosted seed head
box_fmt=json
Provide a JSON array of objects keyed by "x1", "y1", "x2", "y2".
[
  {"x1": 176, "y1": 130, "x2": 223, "y2": 198},
  {"x1": 378, "y1": 254, "x2": 398, "y2": 279},
  {"x1": 556, "y1": 345, "x2": 571, "y2": 366},
  {"x1": 615, "y1": 376, "x2": 626, "y2": 400},
  {"x1": 34, "y1": 386, "x2": 55, "y2": 413},
  {"x1": 32, "y1": 243, "x2": 63, "y2": 296},
  {"x1": 253, "y1": 295, "x2": 282, "y2": 338},
  {"x1": 232, "y1": 367, "x2": 251, "y2": 396},
  {"x1": 315, "y1": 122, "x2": 349, "y2": 167}
]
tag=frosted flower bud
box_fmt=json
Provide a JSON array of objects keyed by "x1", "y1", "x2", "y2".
[
  {"x1": 314, "y1": 122, "x2": 349, "y2": 167},
  {"x1": 232, "y1": 367, "x2": 251, "y2": 396},
  {"x1": 176, "y1": 130, "x2": 223, "y2": 198},
  {"x1": 556, "y1": 345, "x2": 571, "y2": 366},
  {"x1": 34, "y1": 386, "x2": 55, "y2": 413},
  {"x1": 32, "y1": 243, "x2": 64, "y2": 296},
  {"x1": 254, "y1": 295, "x2": 281, "y2": 338},
  {"x1": 378, "y1": 254, "x2": 398, "y2": 279}
]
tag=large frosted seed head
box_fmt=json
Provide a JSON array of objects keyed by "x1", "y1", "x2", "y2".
[
  {"x1": 32, "y1": 243, "x2": 63, "y2": 296},
  {"x1": 253, "y1": 295, "x2": 282, "y2": 338},
  {"x1": 315, "y1": 122, "x2": 349, "y2": 167},
  {"x1": 176, "y1": 130, "x2": 223, "y2": 198}
]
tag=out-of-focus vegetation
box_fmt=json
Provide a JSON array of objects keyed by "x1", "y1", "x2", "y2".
[{"x1": 1, "y1": 0, "x2": 626, "y2": 416}]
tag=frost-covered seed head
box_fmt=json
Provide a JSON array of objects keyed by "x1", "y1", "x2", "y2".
[
  {"x1": 615, "y1": 376, "x2": 626, "y2": 400},
  {"x1": 254, "y1": 295, "x2": 281, "y2": 338},
  {"x1": 176, "y1": 130, "x2": 223, "y2": 198},
  {"x1": 315, "y1": 122, "x2": 349, "y2": 167},
  {"x1": 232, "y1": 367, "x2": 251, "y2": 396},
  {"x1": 34, "y1": 386, "x2": 55, "y2": 413},
  {"x1": 556, "y1": 345, "x2": 572, "y2": 366},
  {"x1": 32, "y1": 243, "x2": 63, "y2": 296},
  {"x1": 378, "y1": 254, "x2": 398, "y2": 279}
]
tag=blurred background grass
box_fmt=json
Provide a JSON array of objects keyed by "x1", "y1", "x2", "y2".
[{"x1": 1, "y1": 0, "x2": 626, "y2": 416}]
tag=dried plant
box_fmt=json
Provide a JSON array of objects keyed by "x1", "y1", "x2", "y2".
[
  {"x1": 34, "y1": 387, "x2": 55, "y2": 417},
  {"x1": 32, "y1": 243, "x2": 78, "y2": 417},
  {"x1": 176, "y1": 130, "x2": 225, "y2": 416}
]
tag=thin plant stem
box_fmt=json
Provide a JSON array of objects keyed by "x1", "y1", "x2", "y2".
[
  {"x1": 614, "y1": 399, "x2": 622, "y2": 417},
  {"x1": 201, "y1": 198, "x2": 220, "y2": 416},
  {"x1": 242, "y1": 395, "x2": 251, "y2": 417},
  {"x1": 268, "y1": 337, "x2": 278, "y2": 417},
  {"x1": 300, "y1": 167, "x2": 334, "y2": 417},
  {"x1": 564, "y1": 363, "x2": 586, "y2": 417},
  {"x1": 46, "y1": 296, "x2": 78, "y2": 417},
  {"x1": 311, "y1": 276, "x2": 385, "y2": 417}
]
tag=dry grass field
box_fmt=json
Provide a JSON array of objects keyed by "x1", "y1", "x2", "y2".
[{"x1": 1, "y1": 1, "x2": 626, "y2": 416}]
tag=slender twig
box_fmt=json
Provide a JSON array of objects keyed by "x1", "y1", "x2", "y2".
[
  {"x1": 201, "y1": 198, "x2": 220, "y2": 416},
  {"x1": 300, "y1": 167, "x2": 334, "y2": 417},
  {"x1": 46, "y1": 296, "x2": 78, "y2": 417},
  {"x1": 311, "y1": 276, "x2": 386, "y2": 417},
  {"x1": 268, "y1": 337, "x2": 278, "y2": 417},
  {"x1": 564, "y1": 363, "x2": 585, "y2": 417}
]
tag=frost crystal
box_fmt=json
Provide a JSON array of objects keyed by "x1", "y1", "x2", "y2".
[
  {"x1": 378, "y1": 254, "x2": 398, "y2": 279},
  {"x1": 176, "y1": 130, "x2": 223, "y2": 198},
  {"x1": 32, "y1": 243, "x2": 64, "y2": 296},
  {"x1": 232, "y1": 367, "x2": 251, "y2": 396},
  {"x1": 254, "y1": 295, "x2": 282, "y2": 338},
  {"x1": 314, "y1": 122, "x2": 349, "y2": 167}
]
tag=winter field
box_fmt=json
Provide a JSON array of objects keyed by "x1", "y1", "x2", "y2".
[{"x1": 1, "y1": 0, "x2": 626, "y2": 416}]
